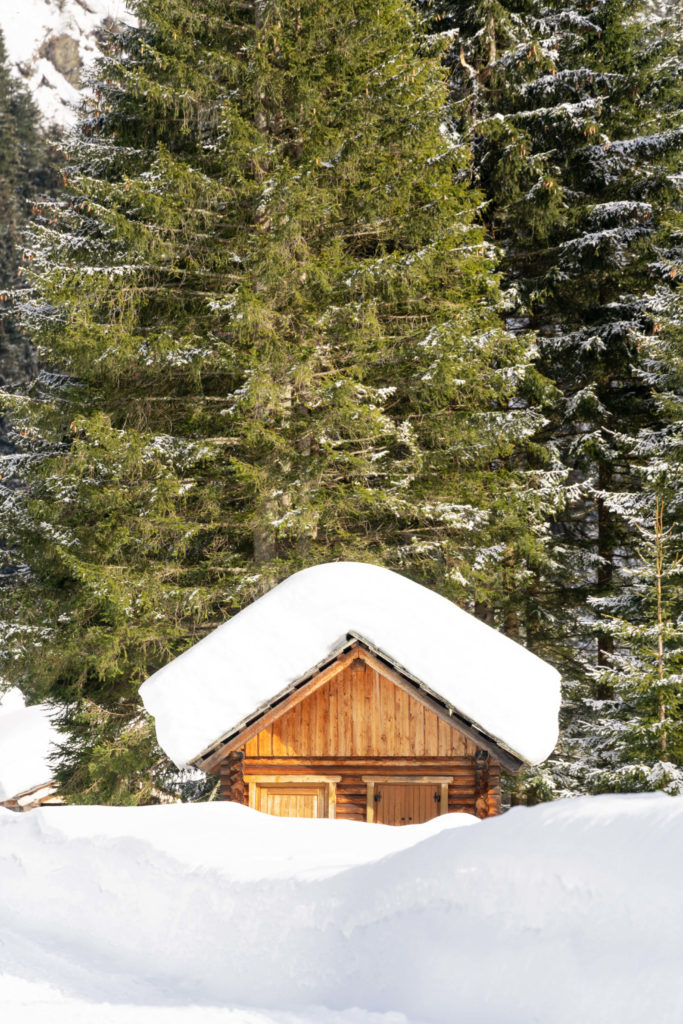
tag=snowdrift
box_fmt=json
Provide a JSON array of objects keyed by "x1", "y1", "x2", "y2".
[{"x1": 1, "y1": 795, "x2": 682, "y2": 1023}]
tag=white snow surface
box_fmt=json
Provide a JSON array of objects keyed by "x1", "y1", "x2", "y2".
[
  {"x1": 0, "y1": 0, "x2": 134, "y2": 128},
  {"x1": 0, "y1": 688, "x2": 59, "y2": 802},
  {"x1": 141, "y1": 562, "x2": 561, "y2": 768},
  {"x1": 1, "y1": 795, "x2": 683, "y2": 1023},
  {"x1": 0, "y1": 685, "x2": 26, "y2": 716}
]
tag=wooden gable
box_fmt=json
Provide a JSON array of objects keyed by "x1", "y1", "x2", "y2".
[
  {"x1": 244, "y1": 654, "x2": 478, "y2": 759},
  {"x1": 201, "y1": 640, "x2": 520, "y2": 772}
]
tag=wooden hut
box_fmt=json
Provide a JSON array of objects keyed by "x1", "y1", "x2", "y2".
[{"x1": 142, "y1": 563, "x2": 560, "y2": 825}]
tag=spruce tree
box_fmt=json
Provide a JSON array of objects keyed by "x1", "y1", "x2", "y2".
[
  {"x1": 567, "y1": 245, "x2": 683, "y2": 795},
  {"x1": 1, "y1": 0, "x2": 546, "y2": 801},
  {"x1": 427, "y1": 0, "x2": 683, "y2": 795},
  {"x1": 577, "y1": 497, "x2": 683, "y2": 794},
  {"x1": 0, "y1": 29, "x2": 50, "y2": 432}
]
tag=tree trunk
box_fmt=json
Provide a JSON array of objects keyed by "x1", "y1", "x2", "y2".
[{"x1": 596, "y1": 461, "x2": 614, "y2": 684}]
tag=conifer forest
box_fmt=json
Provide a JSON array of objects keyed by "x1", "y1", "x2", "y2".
[{"x1": 0, "y1": 0, "x2": 680, "y2": 805}]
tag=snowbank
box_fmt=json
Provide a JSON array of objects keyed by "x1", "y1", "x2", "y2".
[
  {"x1": 141, "y1": 562, "x2": 560, "y2": 767},
  {"x1": 1, "y1": 795, "x2": 682, "y2": 1024},
  {"x1": 0, "y1": 689, "x2": 59, "y2": 803}
]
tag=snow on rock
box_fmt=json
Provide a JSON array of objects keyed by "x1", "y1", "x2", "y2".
[
  {"x1": 1, "y1": 795, "x2": 683, "y2": 1023},
  {"x1": 0, "y1": 0, "x2": 135, "y2": 128},
  {"x1": 141, "y1": 562, "x2": 561, "y2": 768},
  {"x1": 0, "y1": 688, "x2": 60, "y2": 802}
]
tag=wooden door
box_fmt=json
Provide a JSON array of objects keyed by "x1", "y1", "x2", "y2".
[
  {"x1": 255, "y1": 783, "x2": 327, "y2": 818},
  {"x1": 374, "y1": 783, "x2": 441, "y2": 826}
]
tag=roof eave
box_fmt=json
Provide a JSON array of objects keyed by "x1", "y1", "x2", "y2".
[
  {"x1": 190, "y1": 633, "x2": 525, "y2": 774},
  {"x1": 347, "y1": 632, "x2": 524, "y2": 772}
]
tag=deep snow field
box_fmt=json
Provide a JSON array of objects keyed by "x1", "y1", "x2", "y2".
[{"x1": 2, "y1": 794, "x2": 683, "y2": 1024}]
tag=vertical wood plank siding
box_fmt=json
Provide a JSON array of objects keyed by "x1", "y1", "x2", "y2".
[{"x1": 244, "y1": 661, "x2": 478, "y2": 758}]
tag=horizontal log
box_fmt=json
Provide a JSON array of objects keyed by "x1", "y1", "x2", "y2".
[
  {"x1": 361, "y1": 775, "x2": 454, "y2": 784},
  {"x1": 244, "y1": 766, "x2": 475, "y2": 777},
  {"x1": 244, "y1": 774, "x2": 342, "y2": 784},
  {"x1": 244, "y1": 757, "x2": 474, "y2": 766}
]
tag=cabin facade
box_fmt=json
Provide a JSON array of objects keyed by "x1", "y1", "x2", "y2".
[
  {"x1": 141, "y1": 562, "x2": 561, "y2": 826},
  {"x1": 197, "y1": 640, "x2": 510, "y2": 823}
]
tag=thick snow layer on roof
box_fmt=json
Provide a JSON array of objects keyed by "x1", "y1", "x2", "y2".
[
  {"x1": 141, "y1": 561, "x2": 560, "y2": 768},
  {"x1": 1, "y1": 795, "x2": 683, "y2": 1023},
  {"x1": 0, "y1": 689, "x2": 59, "y2": 802}
]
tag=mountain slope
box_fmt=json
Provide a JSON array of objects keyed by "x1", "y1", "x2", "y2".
[{"x1": 0, "y1": 0, "x2": 133, "y2": 128}]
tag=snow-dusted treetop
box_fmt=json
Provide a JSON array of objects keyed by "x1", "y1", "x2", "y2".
[
  {"x1": 0, "y1": 688, "x2": 59, "y2": 802},
  {"x1": 141, "y1": 562, "x2": 561, "y2": 769}
]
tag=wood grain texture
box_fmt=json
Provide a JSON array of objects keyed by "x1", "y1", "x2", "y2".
[
  {"x1": 219, "y1": 750, "x2": 246, "y2": 804},
  {"x1": 487, "y1": 761, "x2": 502, "y2": 816},
  {"x1": 200, "y1": 642, "x2": 522, "y2": 775},
  {"x1": 258, "y1": 784, "x2": 326, "y2": 818},
  {"x1": 220, "y1": 647, "x2": 505, "y2": 823},
  {"x1": 474, "y1": 750, "x2": 490, "y2": 819},
  {"x1": 244, "y1": 661, "x2": 477, "y2": 759},
  {"x1": 375, "y1": 783, "x2": 440, "y2": 826},
  {"x1": 246, "y1": 775, "x2": 341, "y2": 819}
]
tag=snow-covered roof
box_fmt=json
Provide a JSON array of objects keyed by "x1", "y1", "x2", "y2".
[
  {"x1": 0, "y1": 688, "x2": 60, "y2": 803},
  {"x1": 141, "y1": 562, "x2": 561, "y2": 769}
]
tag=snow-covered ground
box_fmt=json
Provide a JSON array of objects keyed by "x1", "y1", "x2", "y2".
[
  {"x1": 0, "y1": 0, "x2": 134, "y2": 127},
  {"x1": 2, "y1": 794, "x2": 682, "y2": 1024}
]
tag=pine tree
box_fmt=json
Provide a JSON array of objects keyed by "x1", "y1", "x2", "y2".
[
  {"x1": 540, "y1": 0, "x2": 683, "y2": 793},
  {"x1": 1, "y1": 0, "x2": 547, "y2": 802},
  {"x1": 572, "y1": 228, "x2": 683, "y2": 795}
]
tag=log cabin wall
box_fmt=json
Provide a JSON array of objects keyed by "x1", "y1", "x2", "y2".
[{"x1": 218, "y1": 653, "x2": 502, "y2": 820}]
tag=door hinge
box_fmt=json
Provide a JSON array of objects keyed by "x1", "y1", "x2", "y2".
[
  {"x1": 374, "y1": 792, "x2": 382, "y2": 802},
  {"x1": 433, "y1": 792, "x2": 441, "y2": 803}
]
